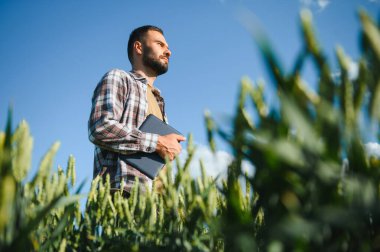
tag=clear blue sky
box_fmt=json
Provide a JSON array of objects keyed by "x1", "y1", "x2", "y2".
[{"x1": 1, "y1": 0, "x2": 379, "y2": 192}]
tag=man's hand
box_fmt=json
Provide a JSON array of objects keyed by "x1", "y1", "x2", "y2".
[{"x1": 156, "y1": 134, "x2": 186, "y2": 161}]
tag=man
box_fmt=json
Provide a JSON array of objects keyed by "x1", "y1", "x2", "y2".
[{"x1": 88, "y1": 25, "x2": 185, "y2": 197}]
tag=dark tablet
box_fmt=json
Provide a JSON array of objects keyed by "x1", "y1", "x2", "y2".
[{"x1": 120, "y1": 114, "x2": 183, "y2": 179}]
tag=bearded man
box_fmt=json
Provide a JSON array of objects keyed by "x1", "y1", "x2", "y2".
[{"x1": 88, "y1": 25, "x2": 185, "y2": 197}]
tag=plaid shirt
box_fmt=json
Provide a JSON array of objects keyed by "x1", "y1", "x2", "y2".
[{"x1": 88, "y1": 69, "x2": 167, "y2": 193}]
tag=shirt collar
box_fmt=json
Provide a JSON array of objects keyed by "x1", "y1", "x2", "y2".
[
  {"x1": 129, "y1": 70, "x2": 148, "y2": 84},
  {"x1": 129, "y1": 70, "x2": 162, "y2": 95}
]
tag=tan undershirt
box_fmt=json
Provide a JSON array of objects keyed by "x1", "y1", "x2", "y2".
[
  {"x1": 146, "y1": 84, "x2": 163, "y2": 120},
  {"x1": 146, "y1": 84, "x2": 165, "y2": 192}
]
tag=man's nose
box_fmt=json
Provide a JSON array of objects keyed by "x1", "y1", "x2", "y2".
[{"x1": 165, "y1": 48, "x2": 171, "y2": 58}]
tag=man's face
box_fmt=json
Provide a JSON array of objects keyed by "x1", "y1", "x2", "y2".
[{"x1": 141, "y1": 30, "x2": 171, "y2": 76}]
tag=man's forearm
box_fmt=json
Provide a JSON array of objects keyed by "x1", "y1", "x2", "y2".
[{"x1": 89, "y1": 119, "x2": 159, "y2": 154}]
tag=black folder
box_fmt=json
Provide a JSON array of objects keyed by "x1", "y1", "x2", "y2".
[{"x1": 120, "y1": 114, "x2": 183, "y2": 179}]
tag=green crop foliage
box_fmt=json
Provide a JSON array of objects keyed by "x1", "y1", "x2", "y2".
[
  {"x1": 0, "y1": 108, "x2": 83, "y2": 251},
  {"x1": 1, "y1": 8, "x2": 380, "y2": 252},
  {"x1": 0, "y1": 111, "x2": 226, "y2": 251},
  {"x1": 205, "y1": 9, "x2": 380, "y2": 251},
  {"x1": 78, "y1": 134, "x2": 226, "y2": 252}
]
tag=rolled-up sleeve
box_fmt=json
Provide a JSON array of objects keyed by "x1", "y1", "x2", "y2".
[{"x1": 88, "y1": 71, "x2": 159, "y2": 154}]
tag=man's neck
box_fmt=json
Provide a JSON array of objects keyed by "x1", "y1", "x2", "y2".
[{"x1": 132, "y1": 68, "x2": 157, "y2": 87}]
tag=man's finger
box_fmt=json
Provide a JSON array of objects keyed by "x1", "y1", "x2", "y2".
[{"x1": 175, "y1": 135, "x2": 186, "y2": 142}]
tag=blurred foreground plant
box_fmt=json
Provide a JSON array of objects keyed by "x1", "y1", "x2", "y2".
[
  {"x1": 205, "y1": 9, "x2": 380, "y2": 251},
  {"x1": 0, "y1": 110, "x2": 83, "y2": 251}
]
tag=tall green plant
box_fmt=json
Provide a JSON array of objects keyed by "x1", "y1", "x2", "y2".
[
  {"x1": 206, "y1": 9, "x2": 380, "y2": 251},
  {"x1": 0, "y1": 110, "x2": 82, "y2": 251}
]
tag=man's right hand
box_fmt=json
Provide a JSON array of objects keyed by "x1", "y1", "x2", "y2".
[{"x1": 156, "y1": 134, "x2": 186, "y2": 161}]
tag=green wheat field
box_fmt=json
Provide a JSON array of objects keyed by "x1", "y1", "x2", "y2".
[{"x1": 1, "y1": 10, "x2": 380, "y2": 251}]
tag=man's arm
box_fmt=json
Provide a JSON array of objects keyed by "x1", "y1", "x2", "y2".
[{"x1": 88, "y1": 71, "x2": 158, "y2": 154}]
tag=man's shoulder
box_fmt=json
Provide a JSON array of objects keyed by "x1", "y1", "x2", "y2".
[
  {"x1": 103, "y1": 68, "x2": 132, "y2": 79},
  {"x1": 99, "y1": 69, "x2": 137, "y2": 87}
]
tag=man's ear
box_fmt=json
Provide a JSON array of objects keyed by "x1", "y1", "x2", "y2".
[{"x1": 134, "y1": 41, "x2": 143, "y2": 56}]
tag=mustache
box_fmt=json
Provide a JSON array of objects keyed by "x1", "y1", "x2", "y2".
[{"x1": 160, "y1": 56, "x2": 169, "y2": 61}]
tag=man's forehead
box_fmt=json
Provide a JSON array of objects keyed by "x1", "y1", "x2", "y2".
[{"x1": 145, "y1": 30, "x2": 168, "y2": 44}]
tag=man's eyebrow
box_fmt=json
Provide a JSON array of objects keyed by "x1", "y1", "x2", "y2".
[{"x1": 155, "y1": 40, "x2": 169, "y2": 48}]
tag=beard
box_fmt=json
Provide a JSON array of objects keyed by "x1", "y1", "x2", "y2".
[{"x1": 142, "y1": 45, "x2": 168, "y2": 76}]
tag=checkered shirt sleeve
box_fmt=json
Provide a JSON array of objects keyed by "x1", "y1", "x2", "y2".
[{"x1": 88, "y1": 70, "x2": 159, "y2": 154}]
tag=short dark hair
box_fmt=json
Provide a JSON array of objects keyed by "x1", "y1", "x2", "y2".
[{"x1": 127, "y1": 25, "x2": 164, "y2": 64}]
